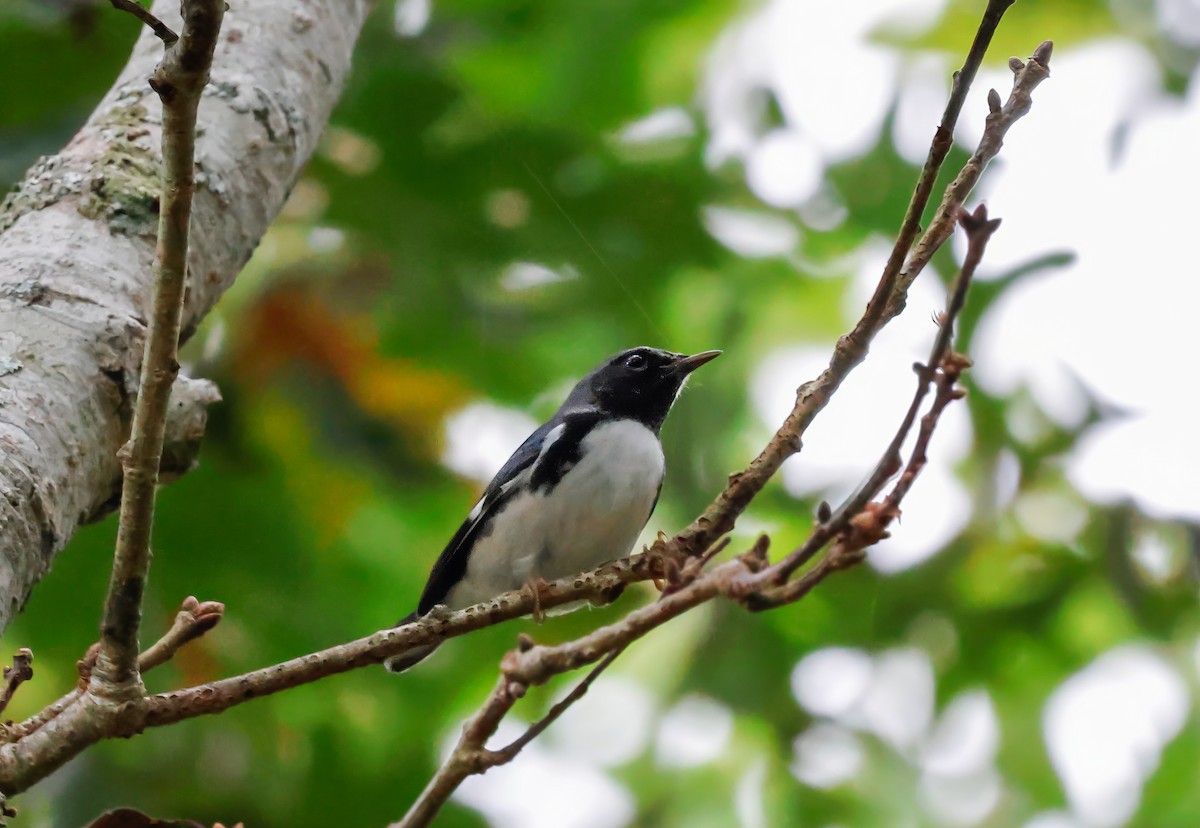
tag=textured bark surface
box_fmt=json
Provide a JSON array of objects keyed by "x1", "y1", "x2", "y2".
[{"x1": 0, "y1": 0, "x2": 371, "y2": 633}]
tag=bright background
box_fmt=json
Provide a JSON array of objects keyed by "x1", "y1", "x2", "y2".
[{"x1": 1, "y1": 0, "x2": 1198, "y2": 826}]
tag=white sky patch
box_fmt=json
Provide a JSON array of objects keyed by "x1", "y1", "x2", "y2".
[
  {"x1": 1066, "y1": 411, "x2": 1200, "y2": 521},
  {"x1": 855, "y1": 647, "x2": 936, "y2": 753},
  {"x1": 500, "y1": 260, "x2": 579, "y2": 291},
  {"x1": 1130, "y1": 525, "x2": 1180, "y2": 582},
  {"x1": 791, "y1": 647, "x2": 874, "y2": 718},
  {"x1": 1023, "y1": 813, "x2": 1086, "y2": 828},
  {"x1": 703, "y1": 0, "x2": 947, "y2": 169},
  {"x1": 306, "y1": 226, "x2": 344, "y2": 253},
  {"x1": 544, "y1": 676, "x2": 654, "y2": 768},
  {"x1": 703, "y1": 205, "x2": 800, "y2": 257},
  {"x1": 893, "y1": 53, "x2": 953, "y2": 164},
  {"x1": 441, "y1": 402, "x2": 537, "y2": 483},
  {"x1": 746, "y1": 128, "x2": 824, "y2": 207},
  {"x1": 918, "y1": 766, "x2": 1003, "y2": 828},
  {"x1": 993, "y1": 449, "x2": 1022, "y2": 513},
  {"x1": 394, "y1": 0, "x2": 431, "y2": 37},
  {"x1": 965, "y1": 44, "x2": 1200, "y2": 520},
  {"x1": 791, "y1": 722, "x2": 865, "y2": 788},
  {"x1": 452, "y1": 719, "x2": 635, "y2": 828},
  {"x1": 618, "y1": 107, "x2": 696, "y2": 145},
  {"x1": 921, "y1": 690, "x2": 1000, "y2": 777},
  {"x1": 1156, "y1": 0, "x2": 1200, "y2": 46},
  {"x1": 735, "y1": 757, "x2": 769, "y2": 828},
  {"x1": 1013, "y1": 488, "x2": 1090, "y2": 545},
  {"x1": 654, "y1": 694, "x2": 734, "y2": 768},
  {"x1": 1043, "y1": 645, "x2": 1188, "y2": 828}
]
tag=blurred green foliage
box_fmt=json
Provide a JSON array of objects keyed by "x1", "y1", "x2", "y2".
[{"x1": 1, "y1": 1, "x2": 1196, "y2": 827}]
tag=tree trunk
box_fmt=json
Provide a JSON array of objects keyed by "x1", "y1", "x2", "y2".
[{"x1": 0, "y1": 0, "x2": 371, "y2": 633}]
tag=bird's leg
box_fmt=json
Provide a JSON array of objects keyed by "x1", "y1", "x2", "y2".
[
  {"x1": 524, "y1": 577, "x2": 552, "y2": 624},
  {"x1": 645, "y1": 531, "x2": 683, "y2": 592}
]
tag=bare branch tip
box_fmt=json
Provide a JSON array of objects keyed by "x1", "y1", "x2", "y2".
[
  {"x1": 1008, "y1": 56, "x2": 1025, "y2": 74},
  {"x1": 816, "y1": 500, "x2": 832, "y2": 524},
  {"x1": 0, "y1": 649, "x2": 35, "y2": 716},
  {"x1": 987, "y1": 88, "x2": 1002, "y2": 114},
  {"x1": 108, "y1": 0, "x2": 180, "y2": 45},
  {"x1": 1033, "y1": 40, "x2": 1054, "y2": 65},
  {"x1": 959, "y1": 204, "x2": 1001, "y2": 238}
]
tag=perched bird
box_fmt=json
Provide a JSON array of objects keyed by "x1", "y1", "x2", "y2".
[{"x1": 385, "y1": 346, "x2": 721, "y2": 672}]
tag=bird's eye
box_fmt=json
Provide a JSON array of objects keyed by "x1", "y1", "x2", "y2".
[{"x1": 625, "y1": 354, "x2": 647, "y2": 371}]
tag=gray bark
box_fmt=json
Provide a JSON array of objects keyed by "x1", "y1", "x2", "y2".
[{"x1": 0, "y1": 0, "x2": 371, "y2": 632}]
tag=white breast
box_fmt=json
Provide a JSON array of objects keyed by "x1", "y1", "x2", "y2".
[{"x1": 446, "y1": 419, "x2": 664, "y2": 609}]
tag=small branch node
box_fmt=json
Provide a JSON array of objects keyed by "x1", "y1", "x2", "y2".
[
  {"x1": 0, "y1": 649, "x2": 34, "y2": 716},
  {"x1": 816, "y1": 500, "x2": 832, "y2": 524}
]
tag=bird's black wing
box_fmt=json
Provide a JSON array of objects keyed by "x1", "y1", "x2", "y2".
[{"x1": 413, "y1": 416, "x2": 563, "y2": 615}]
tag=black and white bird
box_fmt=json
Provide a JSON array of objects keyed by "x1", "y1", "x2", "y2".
[{"x1": 385, "y1": 346, "x2": 720, "y2": 672}]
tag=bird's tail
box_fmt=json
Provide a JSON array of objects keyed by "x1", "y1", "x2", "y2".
[{"x1": 383, "y1": 612, "x2": 439, "y2": 673}]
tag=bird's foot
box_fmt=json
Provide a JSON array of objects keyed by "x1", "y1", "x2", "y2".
[
  {"x1": 524, "y1": 577, "x2": 552, "y2": 624},
  {"x1": 644, "y1": 535, "x2": 684, "y2": 593}
]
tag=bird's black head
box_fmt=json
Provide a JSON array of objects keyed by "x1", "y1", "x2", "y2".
[{"x1": 566, "y1": 347, "x2": 721, "y2": 432}]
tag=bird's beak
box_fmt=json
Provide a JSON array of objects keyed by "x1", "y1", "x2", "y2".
[{"x1": 673, "y1": 350, "x2": 722, "y2": 375}]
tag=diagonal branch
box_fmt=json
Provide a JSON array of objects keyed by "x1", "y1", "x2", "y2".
[
  {"x1": 0, "y1": 652, "x2": 34, "y2": 719},
  {"x1": 2, "y1": 596, "x2": 224, "y2": 744},
  {"x1": 669, "y1": 0, "x2": 1023, "y2": 559},
  {"x1": 747, "y1": 205, "x2": 1002, "y2": 608},
  {"x1": 110, "y1": 0, "x2": 179, "y2": 45},
  {"x1": 391, "y1": 646, "x2": 626, "y2": 828},
  {"x1": 92, "y1": 0, "x2": 225, "y2": 700}
]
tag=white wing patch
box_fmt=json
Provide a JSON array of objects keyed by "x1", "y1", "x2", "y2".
[{"x1": 537, "y1": 422, "x2": 566, "y2": 460}]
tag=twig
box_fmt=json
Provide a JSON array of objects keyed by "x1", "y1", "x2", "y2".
[
  {"x1": 746, "y1": 207, "x2": 1000, "y2": 610},
  {"x1": 93, "y1": 0, "x2": 225, "y2": 699},
  {"x1": 109, "y1": 0, "x2": 179, "y2": 45},
  {"x1": 668, "y1": 0, "x2": 1022, "y2": 560},
  {"x1": 757, "y1": 204, "x2": 1001, "y2": 587},
  {"x1": 0, "y1": 652, "x2": 33, "y2": 718},
  {"x1": 2, "y1": 597, "x2": 223, "y2": 743},
  {"x1": 138, "y1": 596, "x2": 225, "y2": 672},
  {"x1": 886, "y1": 41, "x2": 1051, "y2": 316},
  {"x1": 393, "y1": 646, "x2": 626, "y2": 828}
]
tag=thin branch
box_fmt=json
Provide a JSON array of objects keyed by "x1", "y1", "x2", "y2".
[
  {"x1": 93, "y1": 0, "x2": 225, "y2": 699},
  {"x1": 0, "y1": 652, "x2": 33, "y2": 718},
  {"x1": 886, "y1": 40, "x2": 1052, "y2": 316},
  {"x1": 2, "y1": 596, "x2": 224, "y2": 743},
  {"x1": 109, "y1": 0, "x2": 179, "y2": 45},
  {"x1": 393, "y1": 646, "x2": 626, "y2": 828},
  {"x1": 493, "y1": 645, "x2": 627, "y2": 763},
  {"x1": 758, "y1": 204, "x2": 1001, "y2": 588},
  {"x1": 746, "y1": 207, "x2": 1001, "y2": 610},
  {"x1": 137, "y1": 596, "x2": 225, "y2": 673},
  {"x1": 668, "y1": 0, "x2": 1022, "y2": 559}
]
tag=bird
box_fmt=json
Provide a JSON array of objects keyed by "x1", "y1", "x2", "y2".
[{"x1": 385, "y1": 346, "x2": 721, "y2": 672}]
